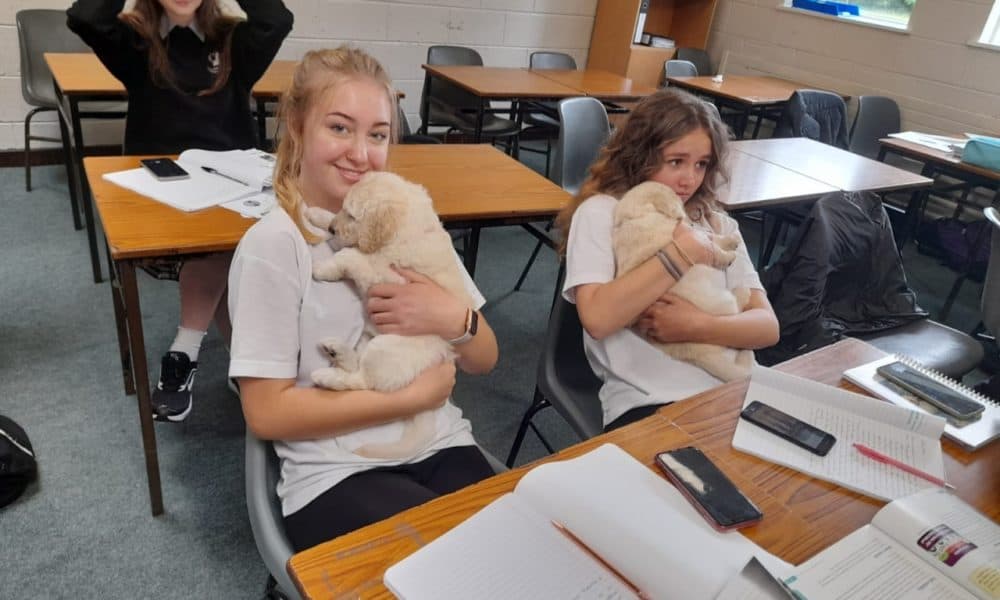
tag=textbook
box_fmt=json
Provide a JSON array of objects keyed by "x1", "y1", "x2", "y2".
[
  {"x1": 844, "y1": 355, "x2": 1000, "y2": 451},
  {"x1": 785, "y1": 488, "x2": 1000, "y2": 600},
  {"x1": 383, "y1": 444, "x2": 791, "y2": 600},
  {"x1": 732, "y1": 365, "x2": 948, "y2": 502},
  {"x1": 103, "y1": 148, "x2": 275, "y2": 213}
]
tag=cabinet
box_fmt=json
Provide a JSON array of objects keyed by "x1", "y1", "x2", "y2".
[{"x1": 587, "y1": 0, "x2": 719, "y2": 89}]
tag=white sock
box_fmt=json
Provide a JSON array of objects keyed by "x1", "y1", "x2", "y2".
[{"x1": 169, "y1": 327, "x2": 207, "y2": 362}]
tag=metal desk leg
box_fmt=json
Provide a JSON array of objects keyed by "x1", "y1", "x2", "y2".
[
  {"x1": 255, "y1": 98, "x2": 269, "y2": 150},
  {"x1": 898, "y1": 162, "x2": 935, "y2": 249},
  {"x1": 418, "y1": 73, "x2": 432, "y2": 135},
  {"x1": 474, "y1": 97, "x2": 485, "y2": 144},
  {"x1": 68, "y1": 96, "x2": 105, "y2": 283},
  {"x1": 737, "y1": 107, "x2": 751, "y2": 140},
  {"x1": 463, "y1": 227, "x2": 481, "y2": 278},
  {"x1": 119, "y1": 260, "x2": 164, "y2": 516},
  {"x1": 108, "y1": 247, "x2": 136, "y2": 397},
  {"x1": 57, "y1": 112, "x2": 83, "y2": 231}
]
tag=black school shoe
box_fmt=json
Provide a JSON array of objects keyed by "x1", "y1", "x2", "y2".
[{"x1": 151, "y1": 351, "x2": 198, "y2": 422}]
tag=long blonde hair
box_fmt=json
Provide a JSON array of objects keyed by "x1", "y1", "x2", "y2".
[
  {"x1": 272, "y1": 47, "x2": 399, "y2": 243},
  {"x1": 118, "y1": 0, "x2": 240, "y2": 95},
  {"x1": 556, "y1": 88, "x2": 730, "y2": 254}
]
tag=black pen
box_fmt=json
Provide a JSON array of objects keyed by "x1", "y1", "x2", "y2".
[{"x1": 201, "y1": 166, "x2": 248, "y2": 186}]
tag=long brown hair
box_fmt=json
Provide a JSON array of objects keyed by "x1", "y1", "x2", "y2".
[
  {"x1": 556, "y1": 88, "x2": 730, "y2": 254},
  {"x1": 118, "y1": 0, "x2": 240, "y2": 95},
  {"x1": 272, "y1": 47, "x2": 399, "y2": 243}
]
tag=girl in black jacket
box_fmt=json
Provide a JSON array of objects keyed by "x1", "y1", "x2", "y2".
[{"x1": 67, "y1": 0, "x2": 293, "y2": 421}]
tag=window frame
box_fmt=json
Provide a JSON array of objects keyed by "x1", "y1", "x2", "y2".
[{"x1": 779, "y1": 1, "x2": 915, "y2": 32}]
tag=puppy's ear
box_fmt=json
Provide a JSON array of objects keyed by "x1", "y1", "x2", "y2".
[
  {"x1": 649, "y1": 184, "x2": 685, "y2": 219},
  {"x1": 304, "y1": 206, "x2": 336, "y2": 232},
  {"x1": 358, "y1": 201, "x2": 401, "y2": 253}
]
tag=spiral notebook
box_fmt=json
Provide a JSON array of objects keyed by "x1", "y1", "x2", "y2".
[{"x1": 844, "y1": 355, "x2": 999, "y2": 451}]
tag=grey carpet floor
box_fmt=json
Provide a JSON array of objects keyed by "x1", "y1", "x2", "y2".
[{"x1": 0, "y1": 158, "x2": 992, "y2": 599}]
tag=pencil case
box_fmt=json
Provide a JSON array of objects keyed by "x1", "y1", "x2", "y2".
[{"x1": 961, "y1": 135, "x2": 1000, "y2": 172}]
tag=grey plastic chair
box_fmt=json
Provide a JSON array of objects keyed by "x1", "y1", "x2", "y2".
[
  {"x1": 663, "y1": 59, "x2": 698, "y2": 82},
  {"x1": 417, "y1": 45, "x2": 520, "y2": 144},
  {"x1": 522, "y1": 52, "x2": 578, "y2": 175},
  {"x1": 17, "y1": 9, "x2": 126, "y2": 225},
  {"x1": 514, "y1": 97, "x2": 610, "y2": 291},
  {"x1": 675, "y1": 48, "x2": 712, "y2": 76},
  {"x1": 507, "y1": 268, "x2": 604, "y2": 466},
  {"x1": 246, "y1": 431, "x2": 508, "y2": 600},
  {"x1": 982, "y1": 207, "x2": 1000, "y2": 339},
  {"x1": 848, "y1": 96, "x2": 900, "y2": 159},
  {"x1": 530, "y1": 51, "x2": 577, "y2": 71}
]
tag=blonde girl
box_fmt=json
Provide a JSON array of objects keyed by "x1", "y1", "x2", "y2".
[
  {"x1": 559, "y1": 88, "x2": 779, "y2": 431},
  {"x1": 228, "y1": 47, "x2": 499, "y2": 551}
]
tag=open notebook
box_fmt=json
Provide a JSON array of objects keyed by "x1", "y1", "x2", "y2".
[
  {"x1": 383, "y1": 444, "x2": 790, "y2": 600},
  {"x1": 732, "y1": 365, "x2": 948, "y2": 502},
  {"x1": 844, "y1": 355, "x2": 1000, "y2": 451}
]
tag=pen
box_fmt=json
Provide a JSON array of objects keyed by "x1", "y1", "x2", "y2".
[
  {"x1": 852, "y1": 443, "x2": 955, "y2": 490},
  {"x1": 550, "y1": 520, "x2": 650, "y2": 599},
  {"x1": 201, "y1": 166, "x2": 248, "y2": 186}
]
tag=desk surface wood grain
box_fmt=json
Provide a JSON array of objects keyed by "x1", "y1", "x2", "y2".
[
  {"x1": 530, "y1": 68, "x2": 658, "y2": 100},
  {"x1": 422, "y1": 65, "x2": 581, "y2": 98},
  {"x1": 287, "y1": 337, "x2": 1000, "y2": 599}
]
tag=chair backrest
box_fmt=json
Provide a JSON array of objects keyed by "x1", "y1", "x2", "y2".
[
  {"x1": 397, "y1": 104, "x2": 440, "y2": 144},
  {"x1": 536, "y1": 269, "x2": 604, "y2": 439},
  {"x1": 17, "y1": 9, "x2": 92, "y2": 107},
  {"x1": 419, "y1": 45, "x2": 484, "y2": 123},
  {"x1": 552, "y1": 97, "x2": 610, "y2": 196},
  {"x1": 848, "y1": 95, "x2": 901, "y2": 159},
  {"x1": 773, "y1": 90, "x2": 849, "y2": 149},
  {"x1": 675, "y1": 48, "x2": 712, "y2": 76},
  {"x1": 664, "y1": 59, "x2": 698, "y2": 80},
  {"x1": 529, "y1": 51, "x2": 577, "y2": 70},
  {"x1": 245, "y1": 432, "x2": 302, "y2": 600},
  {"x1": 982, "y1": 206, "x2": 1000, "y2": 337}
]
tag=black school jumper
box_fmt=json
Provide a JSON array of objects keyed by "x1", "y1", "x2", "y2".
[{"x1": 67, "y1": 0, "x2": 293, "y2": 154}]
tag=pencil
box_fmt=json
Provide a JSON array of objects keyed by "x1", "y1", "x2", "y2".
[
  {"x1": 852, "y1": 443, "x2": 956, "y2": 490},
  {"x1": 550, "y1": 520, "x2": 650, "y2": 599}
]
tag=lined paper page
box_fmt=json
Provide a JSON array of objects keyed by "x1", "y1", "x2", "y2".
[
  {"x1": 103, "y1": 165, "x2": 255, "y2": 212},
  {"x1": 732, "y1": 366, "x2": 947, "y2": 501},
  {"x1": 383, "y1": 493, "x2": 634, "y2": 600}
]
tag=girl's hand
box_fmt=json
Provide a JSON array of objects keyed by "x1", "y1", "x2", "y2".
[
  {"x1": 636, "y1": 294, "x2": 711, "y2": 343},
  {"x1": 367, "y1": 268, "x2": 467, "y2": 340},
  {"x1": 399, "y1": 361, "x2": 457, "y2": 411},
  {"x1": 669, "y1": 221, "x2": 718, "y2": 268}
]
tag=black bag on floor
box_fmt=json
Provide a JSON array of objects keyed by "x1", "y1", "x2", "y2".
[{"x1": 0, "y1": 415, "x2": 37, "y2": 508}]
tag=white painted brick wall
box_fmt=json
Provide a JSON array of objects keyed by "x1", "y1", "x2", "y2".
[
  {"x1": 709, "y1": 0, "x2": 1000, "y2": 135},
  {"x1": 3, "y1": 0, "x2": 597, "y2": 150}
]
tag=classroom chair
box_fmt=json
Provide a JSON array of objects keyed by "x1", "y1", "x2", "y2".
[
  {"x1": 979, "y1": 206, "x2": 1000, "y2": 341},
  {"x1": 848, "y1": 96, "x2": 900, "y2": 159},
  {"x1": 16, "y1": 9, "x2": 125, "y2": 227},
  {"x1": 521, "y1": 51, "x2": 578, "y2": 177},
  {"x1": 759, "y1": 190, "x2": 983, "y2": 378},
  {"x1": 507, "y1": 267, "x2": 604, "y2": 467},
  {"x1": 246, "y1": 432, "x2": 508, "y2": 600},
  {"x1": 417, "y1": 45, "x2": 520, "y2": 150},
  {"x1": 675, "y1": 48, "x2": 712, "y2": 77},
  {"x1": 514, "y1": 97, "x2": 610, "y2": 291},
  {"x1": 663, "y1": 59, "x2": 698, "y2": 82}
]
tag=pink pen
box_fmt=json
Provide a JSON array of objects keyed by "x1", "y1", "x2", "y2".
[{"x1": 853, "y1": 443, "x2": 956, "y2": 490}]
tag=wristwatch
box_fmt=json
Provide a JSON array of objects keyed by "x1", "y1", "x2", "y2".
[{"x1": 448, "y1": 308, "x2": 479, "y2": 345}]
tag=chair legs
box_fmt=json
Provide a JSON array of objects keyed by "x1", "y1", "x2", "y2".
[
  {"x1": 513, "y1": 220, "x2": 554, "y2": 291},
  {"x1": 24, "y1": 106, "x2": 52, "y2": 192},
  {"x1": 505, "y1": 388, "x2": 555, "y2": 467}
]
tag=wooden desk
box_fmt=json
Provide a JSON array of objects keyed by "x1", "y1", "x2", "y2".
[
  {"x1": 287, "y1": 338, "x2": 1000, "y2": 598},
  {"x1": 734, "y1": 138, "x2": 933, "y2": 194},
  {"x1": 719, "y1": 150, "x2": 837, "y2": 212},
  {"x1": 529, "y1": 67, "x2": 658, "y2": 101},
  {"x1": 665, "y1": 75, "x2": 846, "y2": 139},
  {"x1": 85, "y1": 145, "x2": 570, "y2": 516},
  {"x1": 44, "y1": 52, "x2": 298, "y2": 283}
]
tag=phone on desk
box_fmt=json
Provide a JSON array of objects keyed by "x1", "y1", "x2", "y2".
[
  {"x1": 876, "y1": 361, "x2": 985, "y2": 420},
  {"x1": 655, "y1": 447, "x2": 763, "y2": 532},
  {"x1": 740, "y1": 401, "x2": 836, "y2": 456},
  {"x1": 140, "y1": 158, "x2": 189, "y2": 181}
]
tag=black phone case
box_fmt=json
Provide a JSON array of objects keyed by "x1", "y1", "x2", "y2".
[
  {"x1": 656, "y1": 447, "x2": 762, "y2": 531},
  {"x1": 740, "y1": 401, "x2": 836, "y2": 456}
]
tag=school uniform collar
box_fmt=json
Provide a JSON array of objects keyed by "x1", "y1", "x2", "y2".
[{"x1": 159, "y1": 15, "x2": 205, "y2": 42}]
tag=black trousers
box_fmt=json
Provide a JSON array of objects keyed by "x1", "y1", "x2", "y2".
[
  {"x1": 284, "y1": 445, "x2": 494, "y2": 552},
  {"x1": 603, "y1": 403, "x2": 668, "y2": 432}
]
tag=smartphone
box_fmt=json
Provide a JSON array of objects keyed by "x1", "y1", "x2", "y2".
[
  {"x1": 740, "y1": 401, "x2": 836, "y2": 456},
  {"x1": 655, "y1": 446, "x2": 763, "y2": 531},
  {"x1": 140, "y1": 158, "x2": 189, "y2": 181},
  {"x1": 876, "y1": 361, "x2": 985, "y2": 420}
]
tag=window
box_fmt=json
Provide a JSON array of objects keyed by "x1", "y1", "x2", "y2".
[
  {"x1": 785, "y1": 0, "x2": 916, "y2": 30},
  {"x1": 979, "y1": 1, "x2": 1000, "y2": 46}
]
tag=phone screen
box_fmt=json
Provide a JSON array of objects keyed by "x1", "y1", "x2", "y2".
[
  {"x1": 140, "y1": 158, "x2": 189, "y2": 180},
  {"x1": 656, "y1": 447, "x2": 762, "y2": 530},
  {"x1": 740, "y1": 401, "x2": 836, "y2": 456}
]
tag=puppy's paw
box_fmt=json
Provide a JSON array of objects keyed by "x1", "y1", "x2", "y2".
[
  {"x1": 319, "y1": 338, "x2": 359, "y2": 370},
  {"x1": 312, "y1": 259, "x2": 346, "y2": 282},
  {"x1": 305, "y1": 206, "x2": 336, "y2": 232}
]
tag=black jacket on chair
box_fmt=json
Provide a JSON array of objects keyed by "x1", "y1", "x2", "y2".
[
  {"x1": 773, "y1": 90, "x2": 849, "y2": 149},
  {"x1": 758, "y1": 191, "x2": 928, "y2": 365}
]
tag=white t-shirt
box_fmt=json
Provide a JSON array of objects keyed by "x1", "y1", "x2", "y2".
[
  {"x1": 563, "y1": 194, "x2": 763, "y2": 426},
  {"x1": 228, "y1": 208, "x2": 483, "y2": 516}
]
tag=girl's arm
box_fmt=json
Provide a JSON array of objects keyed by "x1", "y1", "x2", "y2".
[
  {"x1": 637, "y1": 289, "x2": 780, "y2": 350},
  {"x1": 66, "y1": 0, "x2": 144, "y2": 85},
  {"x1": 240, "y1": 361, "x2": 457, "y2": 441},
  {"x1": 366, "y1": 269, "x2": 499, "y2": 375},
  {"x1": 574, "y1": 222, "x2": 719, "y2": 340},
  {"x1": 231, "y1": 0, "x2": 294, "y2": 85}
]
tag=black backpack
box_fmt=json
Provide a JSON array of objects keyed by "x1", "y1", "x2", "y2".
[{"x1": 0, "y1": 415, "x2": 37, "y2": 508}]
